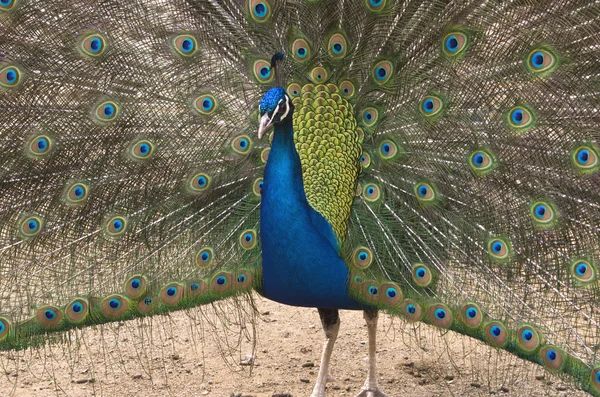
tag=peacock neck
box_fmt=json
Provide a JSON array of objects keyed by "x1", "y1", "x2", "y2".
[{"x1": 263, "y1": 117, "x2": 305, "y2": 201}]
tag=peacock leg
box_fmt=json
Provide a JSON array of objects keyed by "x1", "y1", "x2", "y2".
[
  {"x1": 355, "y1": 309, "x2": 389, "y2": 397},
  {"x1": 311, "y1": 308, "x2": 340, "y2": 397}
]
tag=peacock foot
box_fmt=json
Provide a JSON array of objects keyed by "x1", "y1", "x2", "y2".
[
  {"x1": 310, "y1": 374, "x2": 336, "y2": 397},
  {"x1": 354, "y1": 387, "x2": 390, "y2": 397}
]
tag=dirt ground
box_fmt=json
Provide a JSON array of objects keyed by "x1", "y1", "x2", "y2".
[{"x1": 0, "y1": 294, "x2": 588, "y2": 397}]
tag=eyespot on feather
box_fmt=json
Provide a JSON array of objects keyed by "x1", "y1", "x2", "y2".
[
  {"x1": 0, "y1": 316, "x2": 11, "y2": 341},
  {"x1": 287, "y1": 83, "x2": 302, "y2": 98},
  {"x1": 101, "y1": 295, "x2": 129, "y2": 318},
  {"x1": 261, "y1": 148, "x2": 270, "y2": 163},
  {"x1": 106, "y1": 216, "x2": 127, "y2": 237},
  {"x1": 253, "y1": 60, "x2": 273, "y2": 83},
  {"x1": 360, "y1": 152, "x2": 371, "y2": 168},
  {"x1": 232, "y1": 135, "x2": 252, "y2": 154},
  {"x1": 401, "y1": 300, "x2": 422, "y2": 322},
  {"x1": 138, "y1": 295, "x2": 156, "y2": 314},
  {"x1": 188, "y1": 173, "x2": 211, "y2": 193},
  {"x1": 291, "y1": 38, "x2": 311, "y2": 62},
  {"x1": 328, "y1": 33, "x2": 348, "y2": 59},
  {"x1": 484, "y1": 321, "x2": 508, "y2": 347},
  {"x1": 195, "y1": 247, "x2": 214, "y2": 268},
  {"x1": 160, "y1": 283, "x2": 184, "y2": 305},
  {"x1": 36, "y1": 306, "x2": 63, "y2": 328},
  {"x1": 411, "y1": 263, "x2": 433, "y2": 287},
  {"x1": 517, "y1": 324, "x2": 541, "y2": 352},
  {"x1": 65, "y1": 182, "x2": 90, "y2": 204},
  {"x1": 540, "y1": 345, "x2": 565, "y2": 372},
  {"x1": 468, "y1": 149, "x2": 496, "y2": 174},
  {"x1": 356, "y1": 128, "x2": 365, "y2": 144},
  {"x1": 380, "y1": 283, "x2": 402, "y2": 307},
  {"x1": 352, "y1": 247, "x2": 373, "y2": 269},
  {"x1": 591, "y1": 367, "x2": 600, "y2": 393},
  {"x1": 172, "y1": 34, "x2": 198, "y2": 56},
  {"x1": 487, "y1": 237, "x2": 511, "y2": 261},
  {"x1": 427, "y1": 304, "x2": 452, "y2": 328},
  {"x1": 253, "y1": 178, "x2": 264, "y2": 197},
  {"x1": 362, "y1": 107, "x2": 379, "y2": 128},
  {"x1": 186, "y1": 280, "x2": 209, "y2": 299},
  {"x1": 65, "y1": 298, "x2": 89, "y2": 323},
  {"x1": 26, "y1": 135, "x2": 53, "y2": 157},
  {"x1": 365, "y1": 0, "x2": 386, "y2": 12},
  {"x1": 94, "y1": 100, "x2": 119, "y2": 122},
  {"x1": 460, "y1": 302, "x2": 483, "y2": 328},
  {"x1": 379, "y1": 140, "x2": 398, "y2": 160},
  {"x1": 420, "y1": 95, "x2": 444, "y2": 117},
  {"x1": 443, "y1": 32, "x2": 468, "y2": 56},
  {"x1": 124, "y1": 275, "x2": 148, "y2": 299},
  {"x1": 234, "y1": 270, "x2": 253, "y2": 291},
  {"x1": 363, "y1": 183, "x2": 381, "y2": 202},
  {"x1": 248, "y1": 0, "x2": 271, "y2": 22},
  {"x1": 0, "y1": 0, "x2": 16, "y2": 11},
  {"x1": 349, "y1": 271, "x2": 365, "y2": 293},
  {"x1": 19, "y1": 216, "x2": 43, "y2": 238},
  {"x1": 526, "y1": 48, "x2": 557, "y2": 74},
  {"x1": 372, "y1": 60, "x2": 393, "y2": 84},
  {"x1": 570, "y1": 259, "x2": 596, "y2": 285},
  {"x1": 0, "y1": 65, "x2": 22, "y2": 88},
  {"x1": 339, "y1": 80, "x2": 356, "y2": 99},
  {"x1": 194, "y1": 94, "x2": 217, "y2": 115},
  {"x1": 362, "y1": 281, "x2": 380, "y2": 303},
  {"x1": 239, "y1": 229, "x2": 258, "y2": 250},
  {"x1": 530, "y1": 201, "x2": 557, "y2": 227},
  {"x1": 507, "y1": 105, "x2": 535, "y2": 130},
  {"x1": 572, "y1": 145, "x2": 599, "y2": 173},
  {"x1": 211, "y1": 272, "x2": 233, "y2": 293},
  {"x1": 414, "y1": 182, "x2": 436, "y2": 203},
  {"x1": 80, "y1": 34, "x2": 106, "y2": 57},
  {"x1": 130, "y1": 139, "x2": 154, "y2": 160},
  {"x1": 310, "y1": 66, "x2": 328, "y2": 84}
]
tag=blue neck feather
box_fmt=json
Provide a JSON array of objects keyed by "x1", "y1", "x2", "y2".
[{"x1": 259, "y1": 117, "x2": 362, "y2": 309}]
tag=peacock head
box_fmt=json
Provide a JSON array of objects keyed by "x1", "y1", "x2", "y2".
[{"x1": 258, "y1": 87, "x2": 294, "y2": 139}]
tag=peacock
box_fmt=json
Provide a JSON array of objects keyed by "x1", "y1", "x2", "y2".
[{"x1": 1, "y1": 0, "x2": 599, "y2": 395}]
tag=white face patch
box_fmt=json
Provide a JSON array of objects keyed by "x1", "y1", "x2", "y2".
[{"x1": 280, "y1": 95, "x2": 290, "y2": 120}]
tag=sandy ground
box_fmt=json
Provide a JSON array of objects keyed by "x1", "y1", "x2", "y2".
[{"x1": 0, "y1": 294, "x2": 588, "y2": 397}]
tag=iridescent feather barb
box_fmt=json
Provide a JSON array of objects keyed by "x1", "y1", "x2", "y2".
[{"x1": 1, "y1": 0, "x2": 600, "y2": 396}]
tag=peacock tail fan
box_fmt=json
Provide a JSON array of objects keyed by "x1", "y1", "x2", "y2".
[{"x1": 0, "y1": 0, "x2": 599, "y2": 395}]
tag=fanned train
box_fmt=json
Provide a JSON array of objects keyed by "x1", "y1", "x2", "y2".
[{"x1": 0, "y1": 0, "x2": 599, "y2": 396}]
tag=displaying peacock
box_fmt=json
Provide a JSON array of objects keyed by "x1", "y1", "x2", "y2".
[{"x1": 1, "y1": 0, "x2": 600, "y2": 395}]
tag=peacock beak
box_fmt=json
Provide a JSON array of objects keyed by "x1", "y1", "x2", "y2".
[{"x1": 258, "y1": 112, "x2": 274, "y2": 139}]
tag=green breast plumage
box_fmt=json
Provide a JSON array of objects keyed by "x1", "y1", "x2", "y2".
[{"x1": 289, "y1": 83, "x2": 361, "y2": 241}]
